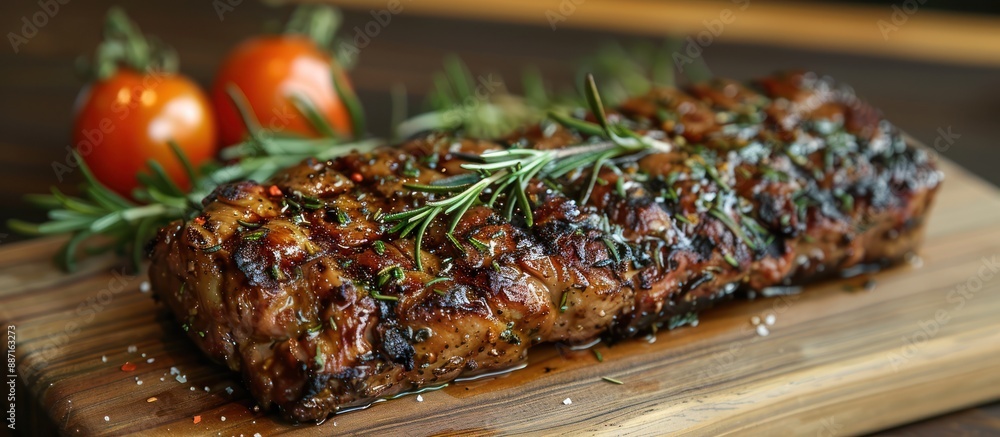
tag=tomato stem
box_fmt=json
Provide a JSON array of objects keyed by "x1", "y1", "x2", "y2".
[
  {"x1": 284, "y1": 5, "x2": 341, "y2": 51},
  {"x1": 88, "y1": 7, "x2": 178, "y2": 80}
]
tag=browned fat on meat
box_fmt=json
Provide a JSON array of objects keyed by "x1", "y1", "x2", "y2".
[{"x1": 149, "y1": 71, "x2": 941, "y2": 422}]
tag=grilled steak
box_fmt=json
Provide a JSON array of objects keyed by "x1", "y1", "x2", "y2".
[{"x1": 148, "y1": 71, "x2": 942, "y2": 422}]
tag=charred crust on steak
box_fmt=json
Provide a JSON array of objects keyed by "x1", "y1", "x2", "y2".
[{"x1": 149, "y1": 71, "x2": 943, "y2": 422}]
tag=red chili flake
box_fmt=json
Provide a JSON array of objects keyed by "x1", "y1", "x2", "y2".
[
  {"x1": 350, "y1": 172, "x2": 363, "y2": 183},
  {"x1": 193, "y1": 217, "x2": 206, "y2": 225},
  {"x1": 268, "y1": 185, "x2": 282, "y2": 197},
  {"x1": 193, "y1": 415, "x2": 202, "y2": 424},
  {"x1": 120, "y1": 362, "x2": 137, "y2": 372}
]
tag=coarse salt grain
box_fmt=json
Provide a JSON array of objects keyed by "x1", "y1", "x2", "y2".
[
  {"x1": 765, "y1": 314, "x2": 776, "y2": 326},
  {"x1": 127, "y1": 345, "x2": 137, "y2": 353},
  {"x1": 176, "y1": 375, "x2": 187, "y2": 383},
  {"x1": 225, "y1": 387, "x2": 234, "y2": 395},
  {"x1": 170, "y1": 367, "x2": 180, "y2": 375},
  {"x1": 254, "y1": 434, "x2": 262, "y2": 437},
  {"x1": 140, "y1": 281, "x2": 150, "y2": 293},
  {"x1": 750, "y1": 316, "x2": 761, "y2": 325},
  {"x1": 104, "y1": 416, "x2": 109, "y2": 422},
  {"x1": 204, "y1": 386, "x2": 210, "y2": 392},
  {"x1": 562, "y1": 398, "x2": 572, "y2": 405},
  {"x1": 756, "y1": 324, "x2": 770, "y2": 337},
  {"x1": 416, "y1": 395, "x2": 423, "y2": 402},
  {"x1": 221, "y1": 416, "x2": 226, "y2": 422},
  {"x1": 190, "y1": 387, "x2": 196, "y2": 391},
  {"x1": 147, "y1": 358, "x2": 155, "y2": 364},
  {"x1": 101, "y1": 355, "x2": 107, "y2": 363}
]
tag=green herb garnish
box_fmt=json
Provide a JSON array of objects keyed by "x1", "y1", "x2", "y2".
[{"x1": 381, "y1": 75, "x2": 671, "y2": 270}]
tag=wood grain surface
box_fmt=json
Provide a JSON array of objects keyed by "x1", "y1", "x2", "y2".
[
  {"x1": 324, "y1": 0, "x2": 1000, "y2": 67},
  {"x1": 1, "y1": 152, "x2": 999, "y2": 435}
]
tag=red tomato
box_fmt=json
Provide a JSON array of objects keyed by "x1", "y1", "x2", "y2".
[
  {"x1": 211, "y1": 35, "x2": 353, "y2": 146},
  {"x1": 73, "y1": 70, "x2": 217, "y2": 197}
]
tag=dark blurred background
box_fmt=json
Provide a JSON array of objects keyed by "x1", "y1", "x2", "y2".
[
  {"x1": 829, "y1": 0, "x2": 999, "y2": 14},
  {"x1": 0, "y1": 0, "x2": 998, "y2": 238},
  {"x1": 0, "y1": 0, "x2": 998, "y2": 433}
]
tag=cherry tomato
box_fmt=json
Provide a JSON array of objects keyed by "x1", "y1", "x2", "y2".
[
  {"x1": 73, "y1": 70, "x2": 217, "y2": 197},
  {"x1": 211, "y1": 35, "x2": 353, "y2": 146}
]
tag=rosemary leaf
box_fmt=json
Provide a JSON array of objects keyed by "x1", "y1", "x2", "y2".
[
  {"x1": 548, "y1": 111, "x2": 605, "y2": 137},
  {"x1": 290, "y1": 92, "x2": 340, "y2": 139},
  {"x1": 513, "y1": 181, "x2": 534, "y2": 227},
  {"x1": 57, "y1": 229, "x2": 94, "y2": 272},
  {"x1": 404, "y1": 182, "x2": 473, "y2": 194},
  {"x1": 413, "y1": 208, "x2": 440, "y2": 271},
  {"x1": 168, "y1": 140, "x2": 197, "y2": 186},
  {"x1": 333, "y1": 67, "x2": 366, "y2": 138},
  {"x1": 584, "y1": 73, "x2": 610, "y2": 134},
  {"x1": 132, "y1": 217, "x2": 155, "y2": 270}
]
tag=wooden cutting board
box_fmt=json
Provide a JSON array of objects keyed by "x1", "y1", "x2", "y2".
[{"x1": 2, "y1": 156, "x2": 999, "y2": 436}]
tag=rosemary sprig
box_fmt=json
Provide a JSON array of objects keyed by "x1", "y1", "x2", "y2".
[
  {"x1": 383, "y1": 75, "x2": 672, "y2": 270},
  {"x1": 9, "y1": 84, "x2": 379, "y2": 272},
  {"x1": 15, "y1": 41, "x2": 698, "y2": 272},
  {"x1": 396, "y1": 57, "x2": 559, "y2": 139},
  {"x1": 397, "y1": 41, "x2": 688, "y2": 141},
  {"x1": 602, "y1": 376, "x2": 624, "y2": 385},
  {"x1": 83, "y1": 7, "x2": 178, "y2": 80}
]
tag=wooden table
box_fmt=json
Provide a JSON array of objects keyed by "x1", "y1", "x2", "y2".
[
  {"x1": 2, "y1": 155, "x2": 999, "y2": 436},
  {"x1": 1, "y1": 0, "x2": 998, "y2": 435}
]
